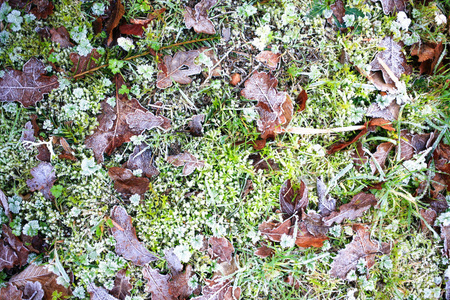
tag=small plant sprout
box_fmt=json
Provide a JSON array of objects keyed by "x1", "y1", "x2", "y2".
[
  {"x1": 173, "y1": 244, "x2": 191, "y2": 263},
  {"x1": 81, "y1": 157, "x2": 101, "y2": 176},
  {"x1": 117, "y1": 37, "x2": 135, "y2": 52}
]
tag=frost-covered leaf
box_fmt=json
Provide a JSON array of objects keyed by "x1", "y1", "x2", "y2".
[
  {"x1": 110, "y1": 206, "x2": 158, "y2": 266},
  {"x1": 208, "y1": 237, "x2": 234, "y2": 263},
  {"x1": 330, "y1": 224, "x2": 391, "y2": 279},
  {"x1": 0, "y1": 58, "x2": 59, "y2": 107},
  {"x1": 22, "y1": 281, "x2": 44, "y2": 300},
  {"x1": 199, "y1": 47, "x2": 222, "y2": 77},
  {"x1": 0, "y1": 189, "x2": 11, "y2": 222},
  {"x1": 371, "y1": 0, "x2": 406, "y2": 14},
  {"x1": 254, "y1": 244, "x2": 274, "y2": 258},
  {"x1": 188, "y1": 114, "x2": 205, "y2": 137},
  {"x1": 317, "y1": 177, "x2": 336, "y2": 217},
  {"x1": 167, "y1": 151, "x2": 205, "y2": 176},
  {"x1": 26, "y1": 162, "x2": 56, "y2": 200},
  {"x1": 70, "y1": 49, "x2": 101, "y2": 79},
  {"x1": 302, "y1": 211, "x2": 330, "y2": 237},
  {"x1": 3, "y1": 225, "x2": 29, "y2": 267},
  {"x1": 192, "y1": 277, "x2": 241, "y2": 300},
  {"x1": 442, "y1": 225, "x2": 450, "y2": 258},
  {"x1": 184, "y1": 0, "x2": 218, "y2": 35},
  {"x1": 0, "y1": 241, "x2": 19, "y2": 271},
  {"x1": 255, "y1": 51, "x2": 281, "y2": 69},
  {"x1": 125, "y1": 143, "x2": 160, "y2": 179},
  {"x1": 0, "y1": 284, "x2": 23, "y2": 300},
  {"x1": 142, "y1": 266, "x2": 174, "y2": 300},
  {"x1": 156, "y1": 50, "x2": 202, "y2": 89},
  {"x1": 248, "y1": 153, "x2": 280, "y2": 172},
  {"x1": 324, "y1": 193, "x2": 377, "y2": 226},
  {"x1": 241, "y1": 71, "x2": 293, "y2": 139},
  {"x1": 420, "y1": 208, "x2": 437, "y2": 232},
  {"x1": 432, "y1": 142, "x2": 450, "y2": 195},
  {"x1": 411, "y1": 42, "x2": 444, "y2": 75},
  {"x1": 168, "y1": 264, "x2": 195, "y2": 299},
  {"x1": 164, "y1": 248, "x2": 183, "y2": 275},
  {"x1": 86, "y1": 74, "x2": 170, "y2": 163},
  {"x1": 87, "y1": 283, "x2": 119, "y2": 300},
  {"x1": 110, "y1": 269, "x2": 132, "y2": 300},
  {"x1": 49, "y1": 26, "x2": 73, "y2": 48},
  {"x1": 369, "y1": 142, "x2": 394, "y2": 174},
  {"x1": 279, "y1": 179, "x2": 308, "y2": 219},
  {"x1": 366, "y1": 100, "x2": 400, "y2": 121}
]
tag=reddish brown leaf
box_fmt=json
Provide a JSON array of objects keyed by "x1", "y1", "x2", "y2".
[
  {"x1": 255, "y1": 51, "x2": 281, "y2": 69},
  {"x1": 411, "y1": 42, "x2": 444, "y2": 75},
  {"x1": 366, "y1": 100, "x2": 400, "y2": 121},
  {"x1": 279, "y1": 179, "x2": 308, "y2": 219},
  {"x1": 26, "y1": 162, "x2": 56, "y2": 200},
  {"x1": 259, "y1": 219, "x2": 292, "y2": 243},
  {"x1": 2, "y1": 225, "x2": 29, "y2": 267},
  {"x1": 70, "y1": 49, "x2": 101, "y2": 79},
  {"x1": 302, "y1": 211, "x2": 330, "y2": 237},
  {"x1": 49, "y1": 26, "x2": 73, "y2": 48},
  {"x1": 142, "y1": 266, "x2": 174, "y2": 300},
  {"x1": 36, "y1": 145, "x2": 51, "y2": 162},
  {"x1": 284, "y1": 275, "x2": 300, "y2": 290},
  {"x1": 22, "y1": 281, "x2": 44, "y2": 300},
  {"x1": 230, "y1": 73, "x2": 241, "y2": 86},
  {"x1": 119, "y1": 8, "x2": 165, "y2": 37},
  {"x1": 0, "y1": 189, "x2": 11, "y2": 222},
  {"x1": 27, "y1": 0, "x2": 54, "y2": 19},
  {"x1": 329, "y1": 0, "x2": 345, "y2": 23},
  {"x1": 248, "y1": 153, "x2": 280, "y2": 172},
  {"x1": 110, "y1": 206, "x2": 158, "y2": 265},
  {"x1": 86, "y1": 75, "x2": 170, "y2": 163},
  {"x1": 167, "y1": 151, "x2": 205, "y2": 176},
  {"x1": 323, "y1": 193, "x2": 377, "y2": 226},
  {"x1": 330, "y1": 224, "x2": 390, "y2": 279},
  {"x1": 110, "y1": 269, "x2": 132, "y2": 300},
  {"x1": 0, "y1": 241, "x2": 19, "y2": 271},
  {"x1": 193, "y1": 277, "x2": 241, "y2": 300},
  {"x1": 105, "y1": 0, "x2": 125, "y2": 46},
  {"x1": 0, "y1": 284, "x2": 23, "y2": 300},
  {"x1": 254, "y1": 244, "x2": 274, "y2": 258},
  {"x1": 208, "y1": 237, "x2": 234, "y2": 263},
  {"x1": 184, "y1": 0, "x2": 218, "y2": 35},
  {"x1": 420, "y1": 208, "x2": 437, "y2": 232},
  {"x1": 369, "y1": 142, "x2": 394, "y2": 174},
  {"x1": 156, "y1": 50, "x2": 202, "y2": 89},
  {"x1": 125, "y1": 144, "x2": 160, "y2": 179},
  {"x1": 0, "y1": 57, "x2": 59, "y2": 107},
  {"x1": 296, "y1": 89, "x2": 308, "y2": 112},
  {"x1": 352, "y1": 142, "x2": 369, "y2": 171},
  {"x1": 442, "y1": 225, "x2": 450, "y2": 257},
  {"x1": 371, "y1": 0, "x2": 406, "y2": 14},
  {"x1": 241, "y1": 71, "x2": 293, "y2": 139},
  {"x1": 295, "y1": 221, "x2": 328, "y2": 248},
  {"x1": 188, "y1": 114, "x2": 205, "y2": 137},
  {"x1": 168, "y1": 265, "x2": 195, "y2": 299},
  {"x1": 87, "y1": 283, "x2": 119, "y2": 300},
  {"x1": 9, "y1": 264, "x2": 72, "y2": 299},
  {"x1": 433, "y1": 142, "x2": 450, "y2": 193}
]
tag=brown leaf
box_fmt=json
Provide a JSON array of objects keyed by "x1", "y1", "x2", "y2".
[
  {"x1": 105, "y1": 0, "x2": 125, "y2": 46},
  {"x1": 369, "y1": 142, "x2": 394, "y2": 174},
  {"x1": 330, "y1": 224, "x2": 390, "y2": 279},
  {"x1": 0, "y1": 189, "x2": 11, "y2": 222},
  {"x1": 142, "y1": 266, "x2": 174, "y2": 300},
  {"x1": 9, "y1": 264, "x2": 72, "y2": 299},
  {"x1": 156, "y1": 50, "x2": 202, "y2": 89},
  {"x1": 110, "y1": 205, "x2": 158, "y2": 266},
  {"x1": 370, "y1": 37, "x2": 412, "y2": 85},
  {"x1": 411, "y1": 42, "x2": 444, "y2": 75},
  {"x1": 0, "y1": 241, "x2": 19, "y2": 271},
  {"x1": 279, "y1": 179, "x2": 308, "y2": 219},
  {"x1": 241, "y1": 179, "x2": 253, "y2": 199},
  {"x1": 255, "y1": 51, "x2": 281, "y2": 69},
  {"x1": 420, "y1": 208, "x2": 437, "y2": 232},
  {"x1": 295, "y1": 221, "x2": 328, "y2": 248},
  {"x1": 370, "y1": 0, "x2": 406, "y2": 14},
  {"x1": 193, "y1": 277, "x2": 241, "y2": 300},
  {"x1": 167, "y1": 151, "x2": 205, "y2": 176},
  {"x1": 188, "y1": 114, "x2": 205, "y2": 137},
  {"x1": 22, "y1": 281, "x2": 44, "y2": 300},
  {"x1": 0, "y1": 57, "x2": 59, "y2": 107},
  {"x1": 433, "y1": 142, "x2": 450, "y2": 193},
  {"x1": 168, "y1": 265, "x2": 195, "y2": 299},
  {"x1": 241, "y1": 71, "x2": 293, "y2": 139},
  {"x1": 26, "y1": 162, "x2": 56, "y2": 200},
  {"x1": 366, "y1": 100, "x2": 400, "y2": 121},
  {"x1": 20, "y1": 121, "x2": 35, "y2": 150},
  {"x1": 351, "y1": 142, "x2": 369, "y2": 171},
  {"x1": 70, "y1": 49, "x2": 101, "y2": 79},
  {"x1": 119, "y1": 8, "x2": 165, "y2": 37},
  {"x1": 87, "y1": 283, "x2": 119, "y2": 300},
  {"x1": 208, "y1": 237, "x2": 234, "y2": 263},
  {"x1": 323, "y1": 193, "x2": 377, "y2": 226},
  {"x1": 366, "y1": 69, "x2": 396, "y2": 93},
  {"x1": 86, "y1": 74, "x2": 170, "y2": 163},
  {"x1": 442, "y1": 225, "x2": 450, "y2": 257},
  {"x1": 317, "y1": 177, "x2": 336, "y2": 217},
  {"x1": 296, "y1": 89, "x2": 308, "y2": 112},
  {"x1": 49, "y1": 26, "x2": 73, "y2": 48},
  {"x1": 2, "y1": 225, "x2": 29, "y2": 267},
  {"x1": 230, "y1": 73, "x2": 241, "y2": 86},
  {"x1": 254, "y1": 244, "x2": 274, "y2": 258},
  {"x1": 184, "y1": 0, "x2": 218, "y2": 35},
  {"x1": 125, "y1": 143, "x2": 160, "y2": 179},
  {"x1": 302, "y1": 211, "x2": 330, "y2": 237},
  {"x1": 259, "y1": 219, "x2": 292, "y2": 243},
  {"x1": 36, "y1": 145, "x2": 51, "y2": 162},
  {"x1": 110, "y1": 269, "x2": 132, "y2": 300},
  {"x1": 28, "y1": 0, "x2": 54, "y2": 19},
  {"x1": 329, "y1": 0, "x2": 345, "y2": 24},
  {"x1": 164, "y1": 248, "x2": 183, "y2": 275},
  {"x1": 248, "y1": 153, "x2": 280, "y2": 172},
  {"x1": 0, "y1": 284, "x2": 23, "y2": 300}
]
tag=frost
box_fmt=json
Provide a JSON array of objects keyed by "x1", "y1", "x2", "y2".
[
  {"x1": 8, "y1": 195, "x2": 22, "y2": 214},
  {"x1": 136, "y1": 65, "x2": 153, "y2": 80},
  {"x1": 117, "y1": 37, "x2": 135, "y2": 52},
  {"x1": 280, "y1": 233, "x2": 295, "y2": 248},
  {"x1": 77, "y1": 39, "x2": 93, "y2": 57},
  {"x1": 92, "y1": 2, "x2": 106, "y2": 16},
  {"x1": 190, "y1": 234, "x2": 203, "y2": 250},
  {"x1": 73, "y1": 88, "x2": 84, "y2": 98},
  {"x1": 81, "y1": 157, "x2": 101, "y2": 176},
  {"x1": 396, "y1": 11, "x2": 411, "y2": 31},
  {"x1": 22, "y1": 220, "x2": 40, "y2": 236},
  {"x1": 343, "y1": 14, "x2": 355, "y2": 27},
  {"x1": 73, "y1": 286, "x2": 85, "y2": 299},
  {"x1": 129, "y1": 194, "x2": 140, "y2": 206},
  {"x1": 173, "y1": 244, "x2": 191, "y2": 263}
]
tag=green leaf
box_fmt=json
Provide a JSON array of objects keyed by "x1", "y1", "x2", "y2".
[{"x1": 50, "y1": 185, "x2": 63, "y2": 199}]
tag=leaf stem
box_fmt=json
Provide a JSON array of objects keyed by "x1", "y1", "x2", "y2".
[{"x1": 285, "y1": 125, "x2": 366, "y2": 135}]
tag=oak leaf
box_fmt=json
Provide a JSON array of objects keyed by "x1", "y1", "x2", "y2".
[
  {"x1": 241, "y1": 71, "x2": 293, "y2": 139},
  {"x1": 411, "y1": 42, "x2": 444, "y2": 75},
  {"x1": 110, "y1": 206, "x2": 158, "y2": 266},
  {"x1": 369, "y1": 142, "x2": 394, "y2": 174},
  {"x1": 86, "y1": 74, "x2": 170, "y2": 163},
  {"x1": 0, "y1": 284, "x2": 23, "y2": 300},
  {"x1": 87, "y1": 283, "x2": 119, "y2": 300},
  {"x1": 110, "y1": 269, "x2": 132, "y2": 300},
  {"x1": 279, "y1": 179, "x2": 308, "y2": 219},
  {"x1": 193, "y1": 277, "x2": 241, "y2": 300},
  {"x1": 0, "y1": 241, "x2": 19, "y2": 271},
  {"x1": 208, "y1": 237, "x2": 234, "y2": 263},
  {"x1": 323, "y1": 193, "x2": 377, "y2": 226},
  {"x1": 167, "y1": 151, "x2": 205, "y2": 176},
  {"x1": 184, "y1": 0, "x2": 218, "y2": 35},
  {"x1": 371, "y1": 0, "x2": 406, "y2": 14},
  {"x1": 0, "y1": 58, "x2": 59, "y2": 107},
  {"x1": 156, "y1": 50, "x2": 202, "y2": 89},
  {"x1": 22, "y1": 281, "x2": 44, "y2": 300},
  {"x1": 70, "y1": 49, "x2": 101, "y2": 79},
  {"x1": 255, "y1": 51, "x2": 281, "y2": 70},
  {"x1": 26, "y1": 162, "x2": 56, "y2": 200},
  {"x1": 125, "y1": 143, "x2": 160, "y2": 179},
  {"x1": 330, "y1": 224, "x2": 391, "y2": 279}
]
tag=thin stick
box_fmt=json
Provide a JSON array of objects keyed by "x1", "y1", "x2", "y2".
[
  {"x1": 377, "y1": 57, "x2": 400, "y2": 86},
  {"x1": 285, "y1": 125, "x2": 365, "y2": 135}
]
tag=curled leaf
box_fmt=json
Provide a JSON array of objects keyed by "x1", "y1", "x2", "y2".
[
  {"x1": 105, "y1": 0, "x2": 125, "y2": 46},
  {"x1": 156, "y1": 50, "x2": 202, "y2": 89},
  {"x1": 167, "y1": 151, "x2": 205, "y2": 176},
  {"x1": 323, "y1": 193, "x2": 377, "y2": 226},
  {"x1": 188, "y1": 114, "x2": 205, "y2": 137},
  {"x1": 184, "y1": 0, "x2": 218, "y2": 35},
  {"x1": 279, "y1": 179, "x2": 308, "y2": 219},
  {"x1": 369, "y1": 142, "x2": 394, "y2": 174}
]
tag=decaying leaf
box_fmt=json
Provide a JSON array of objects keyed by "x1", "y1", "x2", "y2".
[
  {"x1": 296, "y1": 89, "x2": 308, "y2": 112},
  {"x1": 254, "y1": 243, "x2": 274, "y2": 258},
  {"x1": 352, "y1": 142, "x2": 369, "y2": 171},
  {"x1": 241, "y1": 71, "x2": 293, "y2": 139},
  {"x1": 411, "y1": 42, "x2": 444, "y2": 75},
  {"x1": 110, "y1": 269, "x2": 132, "y2": 300},
  {"x1": 0, "y1": 189, "x2": 11, "y2": 222},
  {"x1": 432, "y1": 142, "x2": 450, "y2": 194},
  {"x1": 21, "y1": 121, "x2": 35, "y2": 150},
  {"x1": 371, "y1": 0, "x2": 406, "y2": 14},
  {"x1": 3, "y1": 225, "x2": 29, "y2": 267},
  {"x1": 328, "y1": 0, "x2": 345, "y2": 24},
  {"x1": 156, "y1": 50, "x2": 202, "y2": 89},
  {"x1": 142, "y1": 266, "x2": 172, "y2": 300},
  {"x1": 0, "y1": 57, "x2": 59, "y2": 107},
  {"x1": 164, "y1": 248, "x2": 183, "y2": 275},
  {"x1": 105, "y1": 0, "x2": 125, "y2": 46},
  {"x1": 208, "y1": 237, "x2": 234, "y2": 263},
  {"x1": 279, "y1": 179, "x2": 308, "y2": 219},
  {"x1": 302, "y1": 211, "x2": 330, "y2": 237},
  {"x1": 167, "y1": 151, "x2": 205, "y2": 176},
  {"x1": 168, "y1": 265, "x2": 195, "y2": 299},
  {"x1": 199, "y1": 47, "x2": 222, "y2": 77},
  {"x1": 255, "y1": 51, "x2": 281, "y2": 69},
  {"x1": 317, "y1": 177, "x2": 336, "y2": 217},
  {"x1": 22, "y1": 281, "x2": 44, "y2": 300},
  {"x1": 26, "y1": 162, "x2": 56, "y2": 200},
  {"x1": 110, "y1": 206, "x2": 158, "y2": 266},
  {"x1": 119, "y1": 8, "x2": 166, "y2": 37},
  {"x1": 0, "y1": 284, "x2": 23, "y2": 300},
  {"x1": 397, "y1": 130, "x2": 434, "y2": 161},
  {"x1": 330, "y1": 224, "x2": 390, "y2": 279},
  {"x1": 184, "y1": 0, "x2": 218, "y2": 35},
  {"x1": 193, "y1": 277, "x2": 241, "y2": 300},
  {"x1": 49, "y1": 26, "x2": 73, "y2": 48},
  {"x1": 366, "y1": 100, "x2": 400, "y2": 121},
  {"x1": 0, "y1": 241, "x2": 19, "y2": 271},
  {"x1": 324, "y1": 193, "x2": 377, "y2": 226},
  {"x1": 442, "y1": 225, "x2": 450, "y2": 258},
  {"x1": 87, "y1": 283, "x2": 119, "y2": 300},
  {"x1": 9, "y1": 264, "x2": 72, "y2": 299},
  {"x1": 86, "y1": 74, "x2": 170, "y2": 163},
  {"x1": 188, "y1": 114, "x2": 205, "y2": 137},
  {"x1": 420, "y1": 208, "x2": 437, "y2": 232},
  {"x1": 369, "y1": 142, "x2": 394, "y2": 174},
  {"x1": 125, "y1": 143, "x2": 160, "y2": 179},
  {"x1": 248, "y1": 153, "x2": 280, "y2": 172},
  {"x1": 10, "y1": 0, "x2": 55, "y2": 20},
  {"x1": 70, "y1": 49, "x2": 101, "y2": 79}
]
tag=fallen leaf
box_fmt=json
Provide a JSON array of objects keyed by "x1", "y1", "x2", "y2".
[
  {"x1": 184, "y1": 0, "x2": 218, "y2": 35},
  {"x1": 230, "y1": 73, "x2": 241, "y2": 86},
  {"x1": 0, "y1": 241, "x2": 19, "y2": 271},
  {"x1": 369, "y1": 142, "x2": 394, "y2": 174},
  {"x1": 49, "y1": 26, "x2": 73, "y2": 48},
  {"x1": 248, "y1": 153, "x2": 280, "y2": 172},
  {"x1": 3, "y1": 225, "x2": 29, "y2": 267},
  {"x1": 302, "y1": 211, "x2": 330, "y2": 237},
  {"x1": 208, "y1": 237, "x2": 234, "y2": 263},
  {"x1": 142, "y1": 266, "x2": 173, "y2": 300},
  {"x1": 22, "y1": 281, "x2": 44, "y2": 300},
  {"x1": 119, "y1": 8, "x2": 166, "y2": 37},
  {"x1": 329, "y1": 0, "x2": 345, "y2": 24},
  {"x1": 323, "y1": 193, "x2": 377, "y2": 226},
  {"x1": 36, "y1": 145, "x2": 51, "y2": 162},
  {"x1": 241, "y1": 179, "x2": 253, "y2": 199},
  {"x1": 0, "y1": 57, "x2": 59, "y2": 107},
  {"x1": 255, "y1": 51, "x2": 281, "y2": 69},
  {"x1": 199, "y1": 47, "x2": 222, "y2": 77},
  {"x1": 105, "y1": 0, "x2": 125, "y2": 46},
  {"x1": 164, "y1": 248, "x2": 183, "y2": 275},
  {"x1": 168, "y1": 264, "x2": 195, "y2": 299},
  {"x1": 411, "y1": 42, "x2": 444, "y2": 75},
  {"x1": 110, "y1": 269, "x2": 132, "y2": 300},
  {"x1": 167, "y1": 151, "x2": 205, "y2": 176},
  {"x1": 351, "y1": 142, "x2": 369, "y2": 171},
  {"x1": 370, "y1": 37, "x2": 412, "y2": 85},
  {"x1": 283, "y1": 275, "x2": 300, "y2": 290},
  {"x1": 296, "y1": 89, "x2": 308, "y2": 112},
  {"x1": 330, "y1": 224, "x2": 390, "y2": 279},
  {"x1": 0, "y1": 189, "x2": 11, "y2": 222},
  {"x1": 370, "y1": 0, "x2": 406, "y2": 14},
  {"x1": 110, "y1": 206, "x2": 158, "y2": 266},
  {"x1": 241, "y1": 71, "x2": 293, "y2": 139},
  {"x1": 279, "y1": 179, "x2": 308, "y2": 219},
  {"x1": 432, "y1": 142, "x2": 450, "y2": 194},
  {"x1": 193, "y1": 277, "x2": 241, "y2": 300},
  {"x1": 28, "y1": 0, "x2": 54, "y2": 19},
  {"x1": 188, "y1": 114, "x2": 205, "y2": 137},
  {"x1": 295, "y1": 221, "x2": 328, "y2": 248},
  {"x1": 26, "y1": 162, "x2": 56, "y2": 200},
  {"x1": 86, "y1": 74, "x2": 170, "y2": 163},
  {"x1": 317, "y1": 177, "x2": 336, "y2": 217},
  {"x1": 87, "y1": 283, "x2": 119, "y2": 300},
  {"x1": 443, "y1": 225, "x2": 450, "y2": 258},
  {"x1": 366, "y1": 100, "x2": 400, "y2": 121},
  {"x1": 70, "y1": 49, "x2": 101, "y2": 79},
  {"x1": 20, "y1": 121, "x2": 35, "y2": 150},
  {"x1": 420, "y1": 208, "x2": 437, "y2": 232},
  {"x1": 125, "y1": 143, "x2": 160, "y2": 179},
  {"x1": 9, "y1": 264, "x2": 72, "y2": 299},
  {"x1": 156, "y1": 50, "x2": 202, "y2": 89},
  {"x1": 254, "y1": 244, "x2": 274, "y2": 258},
  {"x1": 0, "y1": 284, "x2": 23, "y2": 300},
  {"x1": 397, "y1": 130, "x2": 435, "y2": 161}
]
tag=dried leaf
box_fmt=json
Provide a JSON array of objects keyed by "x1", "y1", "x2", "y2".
[
  {"x1": 371, "y1": 0, "x2": 406, "y2": 14},
  {"x1": 9, "y1": 264, "x2": 72, "y2": 299},
  {"x1": 230, "y1": 73, "x2": 241, "y2": 86},
  {"x1": 411, "y1": 42, "x2": 444, "y2": 75},
  {"x1": 279, "y1": 179, "x2": 308, "y2": 219},
  {"x1": 193, "y1": 277, "x2": 241, "y2": 300},
  {"x1": 156, "y1": 50, "x2": 202, "y2": 89},
  {"x1": 296, "y1": 89, "x2": 308, "y2": 112},
  {"x1": 433, "y1": 142, "x2": 450, "y2": 194},
  {"x1": 420, "y1": 208, "x2": 437, "y2": 232},
  {"x1": 49, "y1": 26, "x2": 73, "y2": 48},
  {"x1": 295, "y1": 221, "x2": 328, "y2": 248},
  {"x1": 369, "y1": 142, "x2": 394, "y2": 174},
  {"x1": 254, "y1": 244, "x2": 274, "y2": 258},
  {"x1": 188, "y1": 114, "x2": 205, "y2": 137},
  {"x1": 370, "y1": 37, "x2": 412, "y2": 85},
  {"x1": 21, "y1": 121, "x2": 35, "y2": 150},
  {"x1": 110, "y1": 206, "x2": 158, "y2": 266},
  {"x1": 110, "y1": 269, "x2": 132, "y2": 300},
  {"x1": 351, "y1": 142, "x2": 369, "y2": 171},
  {"x1": 26, "y1": 162, "x2": 56, "y2": 200},
  {"x1": 0, "y1": 241, "x2": 19, "y2": 271},
  {"x1": 302, "y1": 211, "x2": 330, "y2": 237},
  {"x1": 184, "y1": 0, "x2": 218, "y2": 35},
  {"x1": 70, "y1": 49, "x2": 101, "y2": 79},
  {"x1": 142, "y1": 266, "x2": 173, "y2": 300},
  {"x1": 86, "y1": 75, "x2": 169, "y2": 163},
  {"x1": 105, "y1": 0, "x2": 125, "y2": 46},
  {"x1": 167, "y1": 151, "x2": 205, "y2": 176},
  {"x1": 22, "y1": 281, "x2": 44, "y2": 300},
  {"x1": 168, "y1": 265, "x2": 195, "y2": 299},
  {"x1": 241, "y1": 72, "x2": 293, "y2": 139},
  {"x1": 0, "y1": 189, "x2": 11, "y2": 222},
  {"x1": 2, "y1": 225, "x2": 29, "y2": 267},
  {"x1": 327, "y1": 0, "x2": 345, "y2": 24},
  {"x1": 317, "y1": 177, "x2": 336, "y2": 217},
  {"x1": 28, "y1": 0, "x2": 54, "y2": 19},
  {"x1": 330, "y1": 224, "x2": 390, "y2": 279},
  {"x1": 255, "y1": 51, "x2": 281, "y2": 69},
  {"x1": 164, "y1": 248, "x2": 183, "y2": 275},
  {"x1": 248, "y1": 153, "x2": 280, "y2": 172},
  {"x1": 87, "y1": 283, "x2": 119, "y2": 300},
  {"x1": 366, "y1": 100, "x2": 400, "y2": 121},
  {"x1": 119, "y1": 8, "x2": 165, "y2": 37},
  {"x1": 0, "y1": 284, "x2": 23, "y2": 300},
  {"x1": 208, "y1": 237, "x2": 234, "y2": 263},
  {"x1": 324, "y1": 193, "x2": 377, "y2": 226},
  {"x1": 125, "y1": 144, "x2": 160, "y2": 179},
  {"x1": 0, "y1": 57, "x2": 59, "y2": 107}
]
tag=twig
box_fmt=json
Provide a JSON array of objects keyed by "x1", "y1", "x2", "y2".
[
  {"x1": 285, "y1": 125, "x2": 366, "y2": 135},
  {"x1": 377, "y1": 57, "x2": 400, "y2": 87}
]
